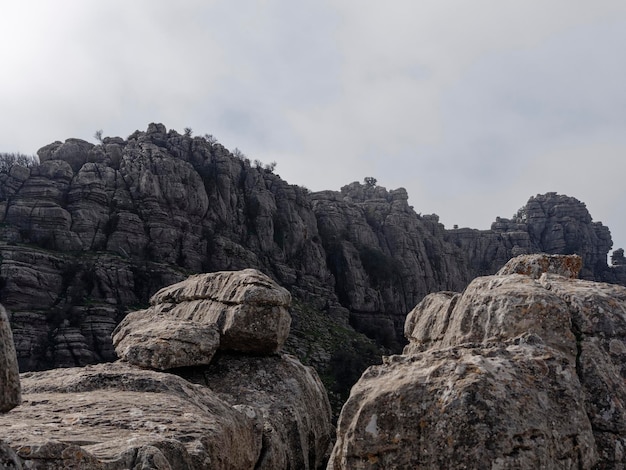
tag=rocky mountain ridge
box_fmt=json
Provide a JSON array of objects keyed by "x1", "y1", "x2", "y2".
[{"x1": 1, "y1": 123, "x2": 624, "y2": 397}]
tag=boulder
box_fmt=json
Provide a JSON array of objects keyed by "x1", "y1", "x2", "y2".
[
  {"x1": 112, "y1": 269, "x2": 292, "y2": 370},
  {"x1": 0, "y1": 362, "x2": 261, "y2": 469},
  {"x1": 0, "y1": 304, "x2": 20, "y2": 412},
  {"x1": 37, "y1": 138, "x2": 94, "y2": 173},
  {"x1": 0, "y1": 274, "x2": 333, "y2": 469},
  {"x1": 0, "y1": 354, "x2": 333, "y2": 469},
  {"x1": 0, "y1": 303, "x2": 22, "y2": 468},
  {"x1": 330, "y1": 342, "x2": 596, "y2": 469},
  {"x1": 179, "y1": 353, "x2": 333, "y2": 469},
  {"x1": 330, "y1": 254, "x2": 626, "y2": 469}
]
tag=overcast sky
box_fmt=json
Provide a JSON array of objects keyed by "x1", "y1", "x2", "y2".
[{"x1": 1, "y1": 1, "x2": 625, "y2": 255}]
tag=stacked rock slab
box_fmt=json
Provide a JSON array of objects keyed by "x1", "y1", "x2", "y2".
[
  {"x1": 329, "y1": 254, "x2": 626, "y2": 469},
  {"x1": 112, "y1": 268, "x2": 292, "y2": 369},
  {"x1": 0, "y1": 270, "x2": 332, "y2": 469}
]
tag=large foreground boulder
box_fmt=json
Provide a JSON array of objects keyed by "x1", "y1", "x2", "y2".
[
  {"x1": 330, "y1": 254, "x2": 626, "y2": 469},
  {"x1": 0, "y1": 304, "x2": 20, "y2": 412},
  {"x1": 0, "y1": 303, "x2": 22, "y2": 468},
  {"x1": 0, "y1": 362, "x2": 260, "y2": 469},
  {"x1": 179, "y1": 353, "x2": 333, "y2": 469}
]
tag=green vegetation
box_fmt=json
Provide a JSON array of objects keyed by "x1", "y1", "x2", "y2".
[
  {"x1": 357, "y1": 245, "x2": 402, "y2": 285},
  {"x1": 285, "y1": 300, "x2": 383, "y2": 421}
]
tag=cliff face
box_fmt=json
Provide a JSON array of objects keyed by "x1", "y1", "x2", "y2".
[
  {"x1": 0, "y1": 124, "x2": 340, "y2": 372},
  {"x1": 312, "y1": 183, "x2": 470, "y2": 349},
  {"x1": 446, "y1": 192, "x2": 614, "y2": 280},
  {"x1": 0, "y1": 124, "x2": 622, "y2": 376}
]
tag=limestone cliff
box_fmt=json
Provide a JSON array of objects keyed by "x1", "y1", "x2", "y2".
[
  {"x1": 446, "y1": 192, "x2": 614, "y2": 280},
  {"x1": 0, "y1": 124, "x2": 622, "y2": 385}
]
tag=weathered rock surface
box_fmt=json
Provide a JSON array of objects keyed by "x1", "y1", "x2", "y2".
[
  {"x1": 0, "y1": 440, "x2": 22, "y2": 469},
  {"x1": 0, "y1": 304, "x2": 20, "y2": 412},
  {"x1": 330, "y1": 254, "x2": 626, "y2": 469},
  {"x1": 179, "y1": 353, "x2": 333, "y2": 469},
  {"x1": 0, "y1": 302, "x2": 22, "y2": 468},
  {"x1": 113, "y1": 269, "x2": 291, "y2": 369},
  {"x1": 0, "y1": 362, "x2": 261, "y2": 469},
  {"x1": 0, "y1": 357, "x2": 333, "y2": 469},
  {"x1": 0, "y1": 269, "x2": 333, "y2": 469},
  {"x1": 496, "y1": 252, "x2": 583, "y2": 279}
]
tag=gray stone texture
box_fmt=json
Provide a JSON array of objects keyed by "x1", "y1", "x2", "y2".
[
  {"x1": 0, "y1": 304, "x2": 20, "y2": 412},
  {"x1": 112, "y1": 269, "x2": 292, "y2": 369},
  {"x1": 330, "y1": 254, "x2": 626, "y2": 469}
]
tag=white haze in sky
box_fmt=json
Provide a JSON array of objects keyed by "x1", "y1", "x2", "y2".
[{"x1": 1, "y1": 1, "x2": 625, "y2": 253}]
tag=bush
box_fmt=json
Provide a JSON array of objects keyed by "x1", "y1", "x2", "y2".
[
  {"x1": 203, "y1": 133, "x2": 218, "y2": 144},
  {"x1": 364, "y1": 176, "x2": 377, "y2": 187},
  {"x1": 0, "y1": 152, "x2": 39, "y2": 174}
]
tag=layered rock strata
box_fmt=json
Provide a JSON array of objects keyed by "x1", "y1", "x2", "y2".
[
  {"x1": 330, "y1": 254, "x2": 626, "y2": 469},
  {"x1": 0, "y1": 270, "x2": 333, "y2": 469},
  {"x1": 0, "y1": 302, "x2": 22, "y2": 469},
  {"x1": 446, "y1": 193, "x2": 613, "y2": 280}
]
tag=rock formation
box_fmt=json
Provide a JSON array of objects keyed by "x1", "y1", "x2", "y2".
[
  {"x1": 311, "y1": 183, "x2": 471, "y2": 350},
  {"x1": 0, "y1": 304, "x2": 20, "y2": 412},
  {"x1": 446, "y1": 192, "x2": 613, "y2": 280},
  {"x1": 0, "y1": 303, "x2": 22, "y2": 469},
  {"x1": 330, "y1": 254, "x2": 626, "y2": 469},
  {"x1": 0, "y1": 269, "x2": 333, "y2": 469},
  {"x1": 112, "y1": 269, "x2": 292, "y2": 369},
  {"x1": 0, "y1": 123, "x2": 624, "y2": 404}
]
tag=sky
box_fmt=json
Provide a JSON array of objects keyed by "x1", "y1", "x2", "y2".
[{"x1": 1, "y1": 1, "x2": 625, "y2": 255}]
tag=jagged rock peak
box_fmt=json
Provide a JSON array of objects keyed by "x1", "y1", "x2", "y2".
[
  {"x1": 112, "y1": 269, "x2": 292, "y2": 370},
  {"x1": 448, "y1": 192, "x2": 613, "y2": 281},
  {"x1": 330, "y1": 254, "x2": 626, "y2": 469}
]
